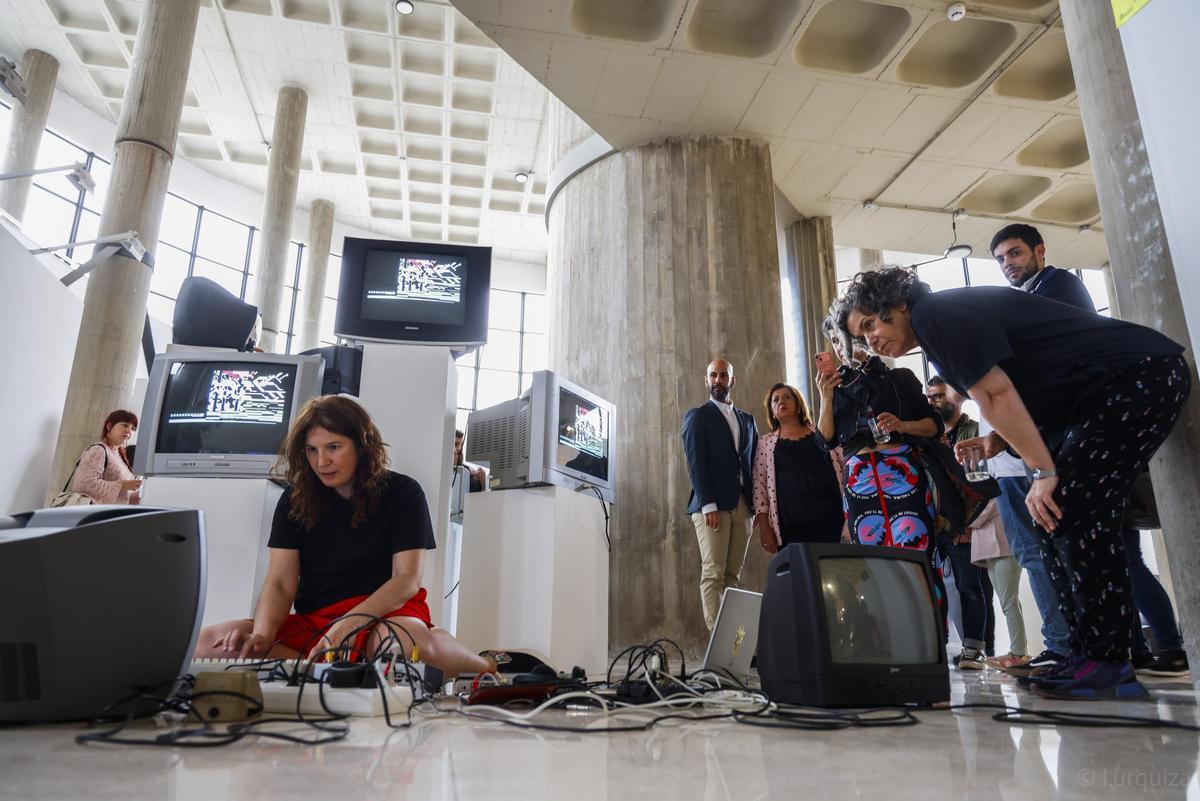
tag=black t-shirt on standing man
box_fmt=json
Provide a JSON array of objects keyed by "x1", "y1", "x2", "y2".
[{"x1": 268, "y1": 471, "x2": 436, "y2": 614}]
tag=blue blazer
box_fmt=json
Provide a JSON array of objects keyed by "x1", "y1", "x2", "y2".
[{"x1": 681, "y1": 400, "x2": 758, "y2": 514}]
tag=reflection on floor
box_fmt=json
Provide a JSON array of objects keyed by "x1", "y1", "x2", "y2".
[{"x1": 2, "y1": 670, "x2": 1197, "y2": 801}]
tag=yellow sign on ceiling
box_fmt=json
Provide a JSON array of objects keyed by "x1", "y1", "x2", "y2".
[{"x1": 1112, "y1": 0, "x2": 1153, "y2": 27}]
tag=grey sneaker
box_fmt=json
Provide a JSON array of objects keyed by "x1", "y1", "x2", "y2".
[{"x1": 958, "y1": 647, "x2": 985, "y2": 671}]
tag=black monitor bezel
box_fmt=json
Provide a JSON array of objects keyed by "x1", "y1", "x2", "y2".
[{"x1": 334, "y1": 237, "x2": 492, "y2": 345}]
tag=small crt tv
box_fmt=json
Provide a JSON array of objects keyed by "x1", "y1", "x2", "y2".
[
  {"x1": 133, "y1": 350, "x2": 324, "y2": 478},
  {"x1": 756, "y1": 543, "x2": 949, "y2": 707},
  {"x1": 334, "y1": 236, "x2": 491, "y2": 347},
  {"x1": 465, "y1": 371, "x2": 617, "y2": 503}
]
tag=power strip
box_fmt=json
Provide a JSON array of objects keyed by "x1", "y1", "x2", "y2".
[{"x1": 258, "y1": 681, "x2": 415, "y2": 717}]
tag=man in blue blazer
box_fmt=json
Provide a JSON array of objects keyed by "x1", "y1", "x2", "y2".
[{"x1": 681, "y1": 358, "x2": 759, "y2": 631}]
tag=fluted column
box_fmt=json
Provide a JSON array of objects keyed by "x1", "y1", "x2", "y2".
[
  {"x1": 48, "y1": 0, "x2": 202, "y2": 499},
  {"x1": 255, "y1": 86, "x2": 308, "y2": 352},
  {"x1": 0, "y1": 50, "x2": 60, "y2": 220},
  {"x1": 547, "y1": 107, "x2": 786, "y2": 654}
]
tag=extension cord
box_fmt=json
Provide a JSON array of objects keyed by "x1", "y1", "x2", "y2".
[{"x1": 258, "y1": 681, "x2": 415, "y2": 717}]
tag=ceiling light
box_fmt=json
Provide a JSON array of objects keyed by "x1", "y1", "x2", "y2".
[
  {"x1": 0, "y1": 57, "x2": 27, "y2": 105},
  {"x1": 514, "y1": 172, "x2": 529, "y2": 184},
  {"x1": 862, "y1": 199, "x2": 878, "y2": 211},
  {"x1": 1078, "y1": 224, "x2": 1092, "y2": 234},
  {"x1": 395, "y1": 0, "x2": 415, "y2": 15},
  {"x1": 951, "y1": 207, "x2": 968, "y2": 220}
]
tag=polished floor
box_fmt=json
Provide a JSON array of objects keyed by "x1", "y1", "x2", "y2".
[{"x1": 3, "y1": 669, "x2": 1199, "y2": 801}]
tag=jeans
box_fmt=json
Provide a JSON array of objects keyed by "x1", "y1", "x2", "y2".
[
  {"x1": 937, "y1": 534, "x2": 989, "y2": 651},
  {"x1": 995, "y1": 475, "x2": 1072, "y2": 656},
  {"x1": 1123, "y1": 527, "x2": 1183, "y2": 655}
]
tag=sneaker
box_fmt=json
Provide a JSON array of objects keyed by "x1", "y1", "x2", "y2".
[
  {"x1": 1136, "y1": 649, "x2": 1190, "y2": 678},
  {"x1": 1005, "y1": 649, "x2": 1065, "y2": 679},
  {"x1": 1031, "y1": 659, "x2": 1149, "y2": 700},
  {"x1": 1018, "y1": 653, "x2": 1085, "y2": 687},
  {"x1": 986, "y1": 653, "x2": 1031, "y2": 670},
  {"x1": 957, "y1": 647, "x2": 985, "y2": 671}
]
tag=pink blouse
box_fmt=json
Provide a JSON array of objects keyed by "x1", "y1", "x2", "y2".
[{"x1": 67, "y1": 442, "x2": 136, "y2": 504}]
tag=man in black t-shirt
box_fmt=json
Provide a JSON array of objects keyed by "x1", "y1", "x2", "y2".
[{"x1": 990, "y1": 223, "x2": 1095, "y2": 311}]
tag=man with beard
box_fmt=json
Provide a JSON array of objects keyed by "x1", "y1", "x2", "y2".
[
  {"x1": 681, "y1": 358, "x2": 759, "y2": 631},
  {"x1": 991, "y1": 223, "x2": 1094, "y2": 311},
  {"x1": 927, "y1": 376, "x2": 993, "y2": 669}
]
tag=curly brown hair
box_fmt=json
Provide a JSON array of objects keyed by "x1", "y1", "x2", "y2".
[
  {"x1": 276, "y1": 396, "x2": 390, "y2": 529},
  {"x1": 763, "y1": 383, "x2": 812, "y2": 430}
]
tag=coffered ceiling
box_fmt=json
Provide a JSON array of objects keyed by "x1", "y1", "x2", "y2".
[{"x1": 450, "y1": 0, "x2": 1111, "y2": 267}]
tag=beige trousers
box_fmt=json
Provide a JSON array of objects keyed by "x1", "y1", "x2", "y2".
[{"x1": 691, "y1": 499, "x2": 752, "y2": 631}]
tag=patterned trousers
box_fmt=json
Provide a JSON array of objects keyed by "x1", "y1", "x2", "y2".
[{"x1": 1040, "y1": 355, "x2": 1190, "y2": 662}]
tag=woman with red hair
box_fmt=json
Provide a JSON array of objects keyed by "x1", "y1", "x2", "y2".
[{"x1": 64, "y1": 410, "x2": 143, "y2": 504}]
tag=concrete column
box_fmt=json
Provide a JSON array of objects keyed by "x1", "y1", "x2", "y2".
[
  {"x1": 547, "y1": 124, "x2": 786, "y2": 656},
  {"x1": 47, "y1": 0, "x2": 202, "y2": 499},
  {"x1": 296, "y1": 199, "x2": 334, "y2": 352},
  {"x1": 858, "y1": 248, "x2": 885, "y2": 272},
  {"x1": 786, "y1": 217, "x2": 837, "y2": 409},
  {"x1": 0, "y1": 50, "x2": 59, "y2": 221},
  {"x1": 1061, "y1": 0, "x2": 1200, "y2": 687},
  {"x1": 254, "y1": 86, "x2": 308, "y2": 353}
]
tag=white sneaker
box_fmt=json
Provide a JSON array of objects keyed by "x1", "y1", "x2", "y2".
[{"x1": 957, "y1": 647, "x2": 985, "y2": 671}]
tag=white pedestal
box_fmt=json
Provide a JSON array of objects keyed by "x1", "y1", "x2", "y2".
[
  {"x1": 455, "y1": 486, "x2": 610, "y2": 674},
  {"x1": 141, "y1": 476, "x2": 282, "y2": 627},
  {"x1": 356, "y1": 343, "x2": 458, "y2": 630}
]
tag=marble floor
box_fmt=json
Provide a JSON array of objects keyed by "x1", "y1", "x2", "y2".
[{"x1": 3, "y1": 669, "x2": 1199, "y2": 801}]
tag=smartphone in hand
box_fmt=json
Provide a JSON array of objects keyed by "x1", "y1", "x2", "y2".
[{"x1": 814, "y1": 351, "x2": 836, "y2": 376}]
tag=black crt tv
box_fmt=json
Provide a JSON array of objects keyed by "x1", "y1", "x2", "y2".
[
  {"x1": 756, "y1": 542, "x2": 949, "y2": 707},
  {"x1": 133, "y1": 350, "x2": 324, "y2": 478},
  {"x1": 334, "y1": 237, "x2": 491, "y2": 347}
]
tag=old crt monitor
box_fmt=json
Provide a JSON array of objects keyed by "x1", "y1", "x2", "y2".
[
  {"x1": 133, "y1": 350, "x2": 324, "y2": 478},
  {"x1": 334, "y1": 236, "x2": 491, "y2": 347},
  {"x1": 0, "y1": 506, "x2": 205, "y2": 722},
  {"x1": 756, "y1": 542, "x2": 949, "y2": 707},
  {"x1": 465, "y1": 371, "x2": 617, "y2": 502}
]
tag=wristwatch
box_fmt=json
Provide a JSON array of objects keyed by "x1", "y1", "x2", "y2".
[{"x1": 1030, "y1": 467, "x2": 1057, "y2": 481}]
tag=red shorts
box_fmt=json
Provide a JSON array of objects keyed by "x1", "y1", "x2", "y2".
[{"x1": 274, "y1": 588, "x2": 432, "y2": 657}]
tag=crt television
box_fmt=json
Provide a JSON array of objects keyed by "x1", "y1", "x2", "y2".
[
  {"x1": 334, "y1": 236, "x2": 491, "y2": 347},
  {"x1": 756, "y1": 542, "x2": 949, "y2": 707},
  {"x1": 465, "y1": 371, "x2": 617, "y2": 503},
  {"x1": 133, "y1": 350, "x2": 324, "y2": 478}
]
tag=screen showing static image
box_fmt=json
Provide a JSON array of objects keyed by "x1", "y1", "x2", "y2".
[
  {"x1": 819, "y1": 557, "x2": 939, "y2": 666},
  {"x1": 360, "y1": 249, "x2": 468, "y2": 326},
  {"x1": 155, "y1": 362, "x2": 297, "y2": 455},
  {"x1": 556, "y1": 389, "x2": 610, "y2": 482}
]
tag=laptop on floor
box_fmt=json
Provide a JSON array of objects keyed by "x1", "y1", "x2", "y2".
[{"x1": 702, "y1": 588, "x2": 763, "y2": 684}]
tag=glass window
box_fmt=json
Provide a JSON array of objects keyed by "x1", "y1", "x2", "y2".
[
  {"x1": 1078, "y1": 268, "x2": 1111, "y2": 312},
  {"x1": 479, "y1": 329, "x2": 521, "y2": 371},
  {"x1": 34, "y1": 132, "x2": 86, "y2": 176},
  {"x1": 20, "y1": 186, "x2": 75, "y2": 248},
  {"x1": 85, "y1": 157, "x2": 111, "y2": 213},
  {"x1": 71, "y1": 209, "x2": 101, "y2": 261},
  {"x1": 475, "y1": 368, "x2": 518, "y2": 408},
  {"x1": 287, "y1": 243, "x2": 302, "y2": 288},
  {"x1": 488, "y1": 289, "x2": 522, "y2": 331},
  {"x1": 159, "y1": 194, "x2": 199, "y2": 250},
  {"x1": 456, "y1": 408, "x2": 471, "y2": 434},
  {"x1": 523, "y1": 293, "x2": 546, "y2": 333},
  {"x1": 522, "y1": 333, "x2": 546, "y2": 373},
  {"x1": 196, "y1": 210, "x2": 251, "y2": 268},
  {"x1": 320, "y1": 297, "x2": 337, "y2": 342},
  {"x1": 456, "y1": 365, "x2": 476, "y2": 408},
  {"x1": 152, "y1": 244, "x2": 191, "y2": 299},
  {"x1": 520, "y1": 371, "x2": 533, "y2": 393},
  {"x1": 966, "y1": 256, "x2": 1008, "y2": 288},
  {"x1": 324, "y1": 254, "x2": 342, "y2": 299},
  {"x1": 916, "y1": 259, "x2": 967, "y2": 293},
  {"x1": 191, "y1": 257, "x2": 244, "y2": 297},
  {"x1": 147, "y1": 292, "x2": 175, "y2": 323},
  {"x1": 893, "y1": 352, "x2": 928, "y2": 385}
]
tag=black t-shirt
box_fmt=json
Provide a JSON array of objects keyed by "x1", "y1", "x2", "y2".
[
  {"x1": 912, "y1": 287, "x2": 1183, "y2": 432},
  {"x1": 268, "y1": 471, "x2": 436, "y2": 614},
  {"x1": 814, "y1": 358, "x2": 943, "y2": 454},
  {"x1": 774, "y1": 435, "x2": 842, "y2": 529}
]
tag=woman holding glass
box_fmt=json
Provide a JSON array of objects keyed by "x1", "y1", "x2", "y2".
[{"x1": 815, "y1": 314, "x2": 944, "y2": 554}]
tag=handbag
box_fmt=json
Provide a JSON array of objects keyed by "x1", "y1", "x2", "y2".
[
  {"x1": 913, "y1": 437, "x2": 1000, "y2": 534},
  {"x1": 47, "y1": 445, "x2": 108, "y2": 508}
]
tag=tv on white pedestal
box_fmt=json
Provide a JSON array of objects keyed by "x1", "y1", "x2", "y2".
[{"x1": 454, "y1": 485, "x2": 610, "y2": 674}]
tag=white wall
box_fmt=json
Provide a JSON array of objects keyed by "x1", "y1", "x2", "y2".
[{"x1": 1119, "y1": 0, "x2": 1200, "y2": 360}]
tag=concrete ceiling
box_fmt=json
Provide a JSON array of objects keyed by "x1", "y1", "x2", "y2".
[
  {"x1": 0, "y1": 0, "x2": 551, "y2": 258},
  {"x1": 449, "y1": 0, "x2": 1112, "y2": 267}
]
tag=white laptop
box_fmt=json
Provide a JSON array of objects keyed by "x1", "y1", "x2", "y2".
[{"x1": 702, "y1": 588, "x2": 763, "y2": 683}]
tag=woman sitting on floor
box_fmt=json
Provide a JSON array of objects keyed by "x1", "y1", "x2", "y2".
[{"x1": 194, "y1": 395, "x2": 494, "y2": 676}]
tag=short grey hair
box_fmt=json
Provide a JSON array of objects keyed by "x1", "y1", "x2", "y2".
[{"x1": 829, "y1": 266, "x2": 931, "y2": 355}]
